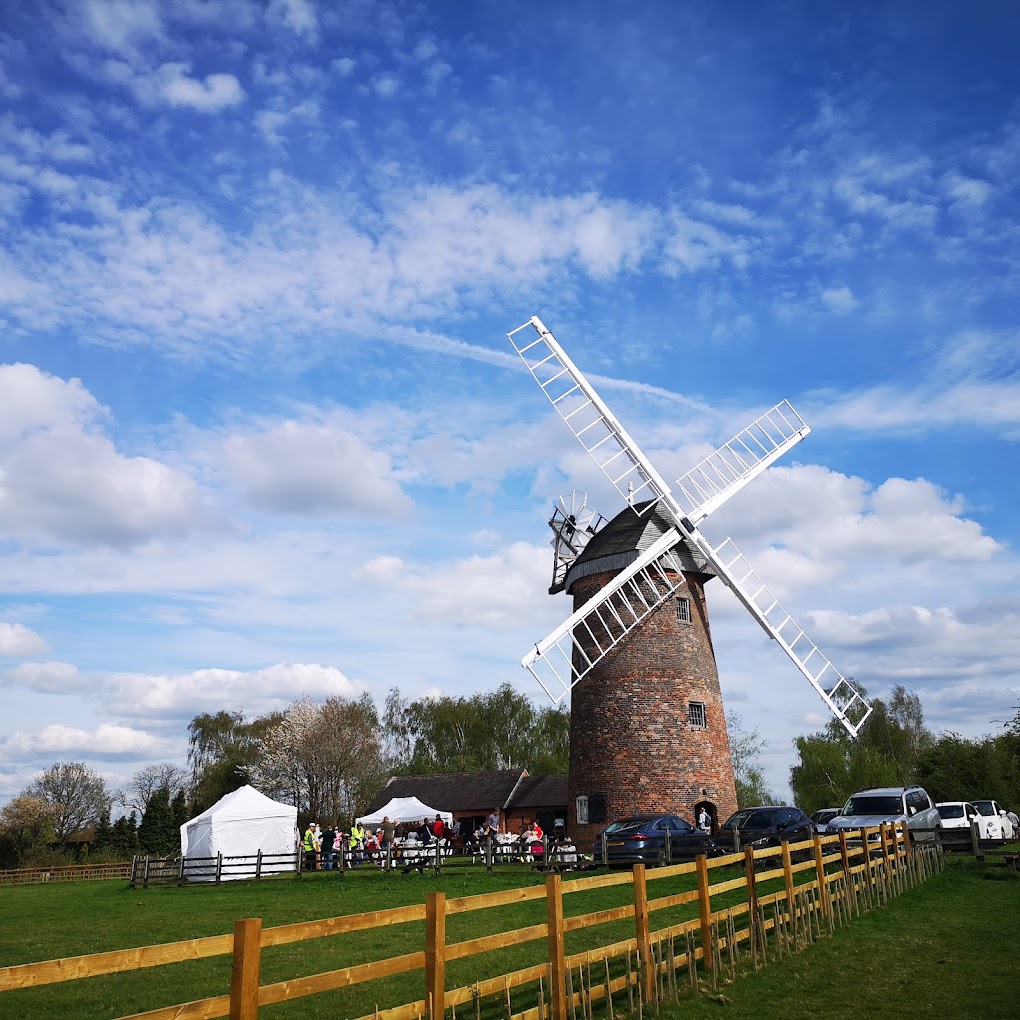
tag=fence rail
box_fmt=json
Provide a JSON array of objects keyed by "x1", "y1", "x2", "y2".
[
  {"x1": 0, "y1": 861, "x2": 133, "y2": 887},
  {"x1": 0, "y1": 824, "x2": 941, "y2": 1020}
]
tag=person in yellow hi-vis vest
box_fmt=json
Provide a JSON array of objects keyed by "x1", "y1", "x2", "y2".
[
  {"x1": 302, "y1": 822, "x2": 317, "y2": 871},
  {"x1": 349, "y1": 822, "x2": 365, "y2": 868}
]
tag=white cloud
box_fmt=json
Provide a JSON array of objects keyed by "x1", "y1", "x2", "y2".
[
  {"x1": 0, "y1": 623, "x2": 48, "y2": 657},
  {"x1": 255, "y1": 98, "x2": 319, "y2": 145},
  {"x1": 372, "y1": 73, "x2": 401, "y2": 98},
  {"x1": 821, "y1": 285, "x2": 857, "y2": 314},
  {"x1": 355, "y1": 541, "x2": 549, "y2": 628},
  {"x1": 223, "y1": 420, "x2": 414, "y2": 517},
  {"x1": 107, "y1": 662, "x2": 363, "y2": 720},
  {"x1": 0, "y1": 363, "x2": 205, "y2": 548},
  {"x1": 81, "y1": 0, "x2": 165, "y2": 57},
  {"x1": 0, "y1": 722, "x2": 178, "y2": 761},
  {"x1": 155, "y1": 64, "x2": 245, "y2": 112},
  {"x1": 268, "y1": 0, "x2": 319, "y2": 43},
  {"x1": 664, "y1": 213, "x2": 751, "y2": 272},
  {"x1": 2, "y1": 660, "x2": 82, "y2": 692}
]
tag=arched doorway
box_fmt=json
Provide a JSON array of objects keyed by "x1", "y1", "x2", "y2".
[{"x1": 693, "y1": 799, "x2": 717, "y2": 834}]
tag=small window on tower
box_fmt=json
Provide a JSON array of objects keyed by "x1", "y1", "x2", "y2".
[
  {"x1": 688, "y1": 701, "x2": 708, "y2": 729},
  {"x1": 676, "y1": 597, "x2": 692, "y2": 624}
]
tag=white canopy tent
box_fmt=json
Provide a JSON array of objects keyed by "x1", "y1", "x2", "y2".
[
  {"x1": 181, "y1": 785, "x2": 298, "y2": 880},
  {"x1": 355, "y1": 796, "x2": 453, "y2": 829}
]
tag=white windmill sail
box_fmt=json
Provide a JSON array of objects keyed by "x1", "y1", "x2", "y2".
[
  {"x1": 523, "y1": 528, "x2": 688, "y2": 702},
  {"x1": 508, "y1": 316, "x2": 873, "y2": 738}
]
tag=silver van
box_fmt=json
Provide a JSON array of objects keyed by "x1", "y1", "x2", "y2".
[{"x1": 828, "y1": 786, "x2": 940, "y2": 843}]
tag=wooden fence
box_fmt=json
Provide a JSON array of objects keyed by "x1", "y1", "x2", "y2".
[
  {"x1": 912, "y1": 825, "x2": 1020, "y2": 868},
  {"x1": 129, "y1": 838, "x2": 582, "y2": 887},
  {"x1": 0, "y1": 860, "x2": 133, "y2": 887},
  {"x1": 0, "y1": 825, "x2": 942, "y2": 1020},
  {"x1": 129, "y1": 849, "x2": 300, "y2": 887}
]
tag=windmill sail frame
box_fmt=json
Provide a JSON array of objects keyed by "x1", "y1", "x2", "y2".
[{"x1": 508, "y1": 315, "x2": 873, "y2": 738}]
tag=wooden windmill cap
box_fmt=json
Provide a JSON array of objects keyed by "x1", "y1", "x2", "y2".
[{"x1": 562, "y1": 499, "x2": 717, "y2": 595}]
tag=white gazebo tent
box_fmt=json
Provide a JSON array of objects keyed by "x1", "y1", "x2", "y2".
[
  {"x1": 356, "y1": 796, "x2": 452, "y2": 829},
  {"x1": 181, "y1": 785, "x2": 298, "y2": 880}
]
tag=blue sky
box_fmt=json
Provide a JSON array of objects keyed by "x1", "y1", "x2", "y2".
[{"x1": 1, "y1": 0, "x2": 1018, "y2": 807}]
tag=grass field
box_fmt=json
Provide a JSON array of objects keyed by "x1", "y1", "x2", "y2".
[
  {"x1": 0, "y1": 856, "x2": 1017, "y2": 1019},
  {"x1": 666, "y1": 859, "x2": 1020, "y2": 1019}
]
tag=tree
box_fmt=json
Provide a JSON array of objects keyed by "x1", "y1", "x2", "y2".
[
  {"x1": 187, "y1": 710, "x2": 282, "y2": 814},
  {"x1": 25, "y1": 762, "x2": 111, "y2": 841},
  {"x1": 383, "y1": 683, "x2": 570, "y2": 776},
  {"x1": 0, "y1": 795, "x2": 55, "y2": 868},
  {"x1": 138, "y1": 786, "x2": 178, "y2": 857},
  {"x1": 726, "y1": 713, "x2": 777, "y2": 807},
  {"x1": 247, "y1": 694, "x2": 386, "y2": 824},
  {"x1": 121, "y1": 762, "x2": 189, "y2": 817}
]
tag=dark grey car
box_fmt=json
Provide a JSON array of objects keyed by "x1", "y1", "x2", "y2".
[
  {"x1": 593, "y1": 814, "x2": 714, "y2": 866},
  {"x1": 716, "y1": 806, "x2": 814, "y2": 853}
]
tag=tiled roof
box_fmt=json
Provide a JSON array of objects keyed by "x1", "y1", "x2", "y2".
[
  {"x1": 508, "y1": 774, "x2": 568, "y2": 809},
  {"x1": 363, "y1": 770, "x2": 528, "y2": 814}
]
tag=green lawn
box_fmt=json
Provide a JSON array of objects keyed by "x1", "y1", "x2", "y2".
[
  {"x1": 0, "y1": 857, "x2": 1016, "y2": 1019},
  {"x1": 665, "y1": 859, "x2": 1020, "y2": 1019}
]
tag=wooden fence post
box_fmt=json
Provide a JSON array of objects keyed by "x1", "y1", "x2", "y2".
[
  {"x1": 695, "y1": 854, "x2": 713, "y2": 978},
  {"x1": 743, "y1": 844, "x2": 757, "y2": 921},
  {"x1": 229, "y1": 917, "x2": 262, "y2": 1020},
  {"x1": 780, "y1": 841, "x2": 795, "y2": 932},
  {"x1": 425, "y1": 891, "x2": 447, "y2": 1020},
  {"x1": 633, "y1": 864, "x2": 653, "y2": 1000},
  {"x1": 546, "y1": 874, "x2": 567, "y2": 1020},
  {"x1": 879, "y1": 823, "x2": 892, "y2": 892},
  {"x1": 970, "y1": 819, "x2": 983, "y2": 863},
  {"x1": 812, "y1": 834, "x2": 830, "y2": 917}
]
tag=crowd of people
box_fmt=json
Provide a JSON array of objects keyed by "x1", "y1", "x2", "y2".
[{"x1": 299, "y1": 810, "x2": 568, "y2": 870}]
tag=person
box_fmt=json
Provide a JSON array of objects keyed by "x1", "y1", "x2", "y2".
[
  {"x1": 1007, "y1": 809, "x2": 1019, "y2": 835},
  {"x1": 320, "y1": 823, "x2": 336, "y2": 870},
  {"x1": 378, "y1": 815, "x2": 395, "y2": 851},
  {"x1": 332, "y1": 828, "x2": 345, "y2": 868},
  {"x1": 417, "y1": 817, "x2": 434, "y2": 843},
  {"x1": 349, "y1": 821, "x2": 366, "y2": 868},
  {"x1": 432, "y1": 814, "x2": 445, "y2": 839},
  {"x1": 302, "y1": 822, "x2": 318, "y2": 871},
  {"x1": 487, "y1": 809, "x2": 500, "y2": 833},
  {"x1": 697, "y1": 806, "x2": 711, "y2": 833}
]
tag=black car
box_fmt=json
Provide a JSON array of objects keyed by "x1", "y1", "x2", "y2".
[
  {"x1": 715, "y1": 806, "x2": 813, "y2": 853},
  {"x1": 593, "y1": 814, "x2": 714, "y2": 867}
]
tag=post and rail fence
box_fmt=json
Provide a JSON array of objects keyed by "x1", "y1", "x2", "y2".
[
  {"x1": 0, "y1": 825, "x2": 943, "y2": 1020},
  {"x1": 0, "y1": 860, "x2": 134, "y2": 887}
]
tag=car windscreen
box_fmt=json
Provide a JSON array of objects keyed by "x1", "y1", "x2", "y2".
[
  {"x1": 721, "y1": 809, "x2": 777, "y2": 831},
  {"x1": 603, "y1": 819, "x2": 650, "y2": 835},
  {"x1": 938, "y1": 805, "x2": 964, "y2": 819},
  {"x1": 813, "y1": 810, "x2": 838, "y2": 822},
  {"x1": 843, "y1": 795, "x2": 903, "y2": 816},
  {"x1": 971, "y1": 801, "x2": 995, "y2": 815}
]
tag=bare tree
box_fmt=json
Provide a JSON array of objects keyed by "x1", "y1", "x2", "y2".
[
  {"x1": 247, "y1": 694, "x2": 385, "y2": 823},
  {"x1": 25, "y1": 761, "x2": 112, "y2": 841},
  {"x1": 119, "y1": 762, "x2": 190, "y2": 816}
]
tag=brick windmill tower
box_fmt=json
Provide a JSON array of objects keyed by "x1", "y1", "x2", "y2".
[{"x1": 507, "y1": 316, "x2": 873, "y2": 844}]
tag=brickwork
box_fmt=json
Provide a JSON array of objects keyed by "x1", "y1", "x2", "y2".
[{"x1": 567, "y1": 567, "x2": 738, "y2": 847}]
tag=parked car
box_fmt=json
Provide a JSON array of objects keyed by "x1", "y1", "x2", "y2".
[
  {"x1": 970, "y1": 799, "x2": 1014, "y2": 840},
  {"x1": 715, "y1": 806, "x2": 813, "y2": 853},
  {"x1": 828, "y1": 786, "x2": 940, "y2": 843},
  {"x1": 593, "y1": 814, "x2": 714, "y2": 866},
  {"x1": 809, "y1": 807, "x2": 841, "y2": 833},
  {"x1": 935, "y1": 801, "x2": 980, "y2": 830}
]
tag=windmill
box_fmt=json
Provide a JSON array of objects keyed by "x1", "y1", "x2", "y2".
[{"x1": 507, "y1": 315, "x2": 872, "y2": 836}]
